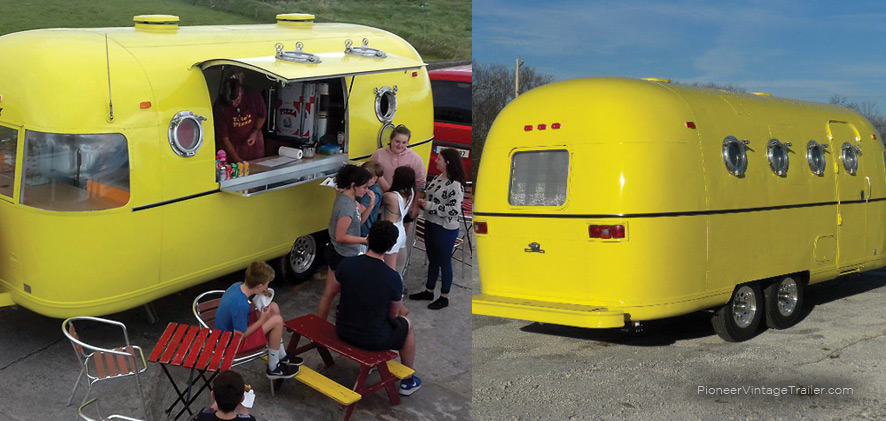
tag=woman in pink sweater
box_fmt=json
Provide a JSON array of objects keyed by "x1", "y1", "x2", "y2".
[{"x1": 371, "y1": 125, "x2": 427, "y2": 193}]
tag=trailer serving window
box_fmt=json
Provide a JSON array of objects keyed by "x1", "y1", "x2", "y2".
[
  {"x1": 198, "y1": 46, "x2": 423, "y2": 196},
  {"x1": 0, "y1": 125, "x2": 17, "y2": 198},
  {"x1": 21, "y1": 131, "x2": 130, "y2": 211},
  {"x1": 509, "y1": 149, "x2": 568, "y2": 206}
]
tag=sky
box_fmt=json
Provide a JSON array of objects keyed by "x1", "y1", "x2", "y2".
[{"x1": 473, "y1": 0, "x2": 886, "y2": 113}]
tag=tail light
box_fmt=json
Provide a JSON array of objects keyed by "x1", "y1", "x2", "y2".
[
  {"x1": 474, "y1": 221, "x2": 488, "y2": 234},
  {"x1": 589, "y1": 224, "x2": 625, "y2": 239}
]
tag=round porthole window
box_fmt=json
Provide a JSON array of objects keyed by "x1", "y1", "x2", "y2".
[
  {"x1": 722, "y1": 136, "x2": 748, "y2": 177},
  {"x1": 375, "y1": 86, "x2": 398, "y2": 122},
  {"x1": 841, "y1": 142, "x2": 859, "y2": 175},
  {"x1": 806, "y1": 140, "x2": 827, "y2": 176},
  {"x1": 767, "y1": 138, "x2": 790, "y2": 177},
  {"x1": 377, "y1": 122, "x2": 395, "y2": 149},
  {"x1": 168, "y1": 111, "x2": 206, "y2": 157}
]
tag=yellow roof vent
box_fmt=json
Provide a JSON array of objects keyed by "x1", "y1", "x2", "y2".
[
  {"x1": 277, "y1": 13, "x2": 315, "y2": 26},
  {"x1": 642, "y1": 78, "x2": 671, "y2": 83},
  {"x1": 752, "y1": 92, "x2": 772, "y2": 96},
  {"x1": 133, "y1": 15, "x2": 180, "y2": 30}
]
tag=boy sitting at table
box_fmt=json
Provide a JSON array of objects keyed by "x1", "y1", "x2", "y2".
[
  {"x1": 196, "y1": 370, "x2": 255, "y2": 421},
  {"x1": 215, "y1": 261, "x2": 302, "y2": 379},
  {"x1": 334, "y1": 220, "x2": 421, "y2": 396}
]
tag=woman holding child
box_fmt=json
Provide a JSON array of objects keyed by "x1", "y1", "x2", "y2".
[{"x1": 316, "y1": 164, "x2": 372, "y2": 320}]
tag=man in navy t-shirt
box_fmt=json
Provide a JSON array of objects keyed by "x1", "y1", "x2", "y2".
[{"x1": 335, "y1": 220, "x2": 421, "y2": 396}]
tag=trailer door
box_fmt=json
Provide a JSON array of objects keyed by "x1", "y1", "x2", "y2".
[{"x1": 830, "y1": 121, "x2": 867, "y2": 269}]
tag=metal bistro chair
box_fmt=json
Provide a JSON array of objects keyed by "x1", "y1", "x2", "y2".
[
  {"x1": 78, "y1": 398, "x2": 145, "y2": 421},
  {"x1": 63, "y1": 317, "x2": 148, "y2": 421},
  {"x1": 192, "y1": 290, "x2": 273, "y2": 391}
]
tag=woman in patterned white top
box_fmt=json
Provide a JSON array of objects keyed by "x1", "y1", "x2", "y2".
[{"x1": 409, "y1": 148, "x2": 465, "y2": 309}]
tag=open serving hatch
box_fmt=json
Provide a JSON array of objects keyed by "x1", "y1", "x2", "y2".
[{"x1": 197, "y1": 43, "x2": 424, "y2": 197}]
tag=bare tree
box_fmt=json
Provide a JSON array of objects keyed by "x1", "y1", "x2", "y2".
[{"x1": 472, "y1": 61, "x2": 554, "y2": 182}]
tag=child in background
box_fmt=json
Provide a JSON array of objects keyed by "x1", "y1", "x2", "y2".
[{"x1": 359, "y1": 161, "x2": 385, "y2": 237}]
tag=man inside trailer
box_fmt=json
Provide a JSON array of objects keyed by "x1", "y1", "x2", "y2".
[{"x1": 214, "y1": 75, "x2": 267, "y2": 163}]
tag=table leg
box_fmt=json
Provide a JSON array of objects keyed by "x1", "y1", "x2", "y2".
[
  {"x1": 173, "y1": 370, "x2": 219, "y2": 421},
  {"x1": 317, "y1": 344, "x2": 335, "y2": 367},
  {"x1": 284, "y1": 333, "x2": 302, "y2": 355},
  {"x1": 160, "y1": 364, "x2": 189, "y2": 415},
  {"x1": 376, "y1": 362, "x2": 401, "y2": 406}
]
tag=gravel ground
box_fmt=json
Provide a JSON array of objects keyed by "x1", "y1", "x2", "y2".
[{"x1": 472, "y1": 268, "x2": 886, "y2": 421}]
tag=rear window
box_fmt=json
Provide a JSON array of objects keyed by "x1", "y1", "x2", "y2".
[
  {"x1": 21, "y1": 131, "x2": 130, "y2": 211},
  {"x1": 509, "y1": 150, "x2": 568, "y2": 206},
  {"x1": 0, "y1": 125, "x2": 17, "y2": 198},
  {"x1": 431, "y1": 79, "x2": 471, "y2": 125}
]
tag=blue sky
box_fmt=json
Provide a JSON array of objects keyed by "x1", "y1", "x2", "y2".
[{"x1": 474, "y1": 0, "x2": 886, "y2": 113}]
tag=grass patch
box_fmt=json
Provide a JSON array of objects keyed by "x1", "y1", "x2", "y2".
[
  {"x1": 187, "y1": 0, "x2": 471, "y2": 61},
  {"x1": 0, "y1": 0, "x2": 259, "y2": 35},
  {"x1": 0, "y1": 0, "x2": 470, "y2": 62}
]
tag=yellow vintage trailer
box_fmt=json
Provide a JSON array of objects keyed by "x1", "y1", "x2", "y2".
[
  {"x1": 471, "y1": 77, "x2": 886, "y2": 341},
  {"x1": 0, "y1": 14, "x2": 432, "y2": 318}
]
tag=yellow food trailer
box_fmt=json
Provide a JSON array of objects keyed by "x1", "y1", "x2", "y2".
[
  {"x1": 0, "y1": 14, "x2": 432, "y2": 317},
  {"x1": 472, "y1": 77, "x2": 886, "y2": 341}
]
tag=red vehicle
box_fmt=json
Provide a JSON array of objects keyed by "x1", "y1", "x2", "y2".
[{"x1": 428, "y1": 64, "x2": 472, "y2": 181}]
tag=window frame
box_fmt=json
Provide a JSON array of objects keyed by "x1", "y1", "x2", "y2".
[{"x1": 507, "y1": 148, "x2": 570, "y2": 208}]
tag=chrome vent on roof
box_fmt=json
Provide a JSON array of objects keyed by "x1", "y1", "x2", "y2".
[
  {"x1": 345, "y1": 39, "x2": 387, "y2": 58},
  {"x1": 275, "y1": 42, "x2": 321, "y2": 64}
]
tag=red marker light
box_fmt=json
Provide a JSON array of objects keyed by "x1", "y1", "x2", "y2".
[
  {"x1": 524, "y1": 125, "x2": 533, "y2": 131},
  {"x1": 873, "y1": 134, "x2": 878, "y2": 140},
  {"x1": 538, "y1": 124, "x2": 547, "y2": 130},
  {"x1": 412, "y1": 71, "x2": 418, "y2": 77},
  {"x1": 474, "y1": 221, "x2": 488, "y2": 234},
  {"x1": 552, "y1": 123, "x2": 561, "y2": 129},
  {"x1": 589, "y1": 224, "x2": 626, "y2": 239},
  {"x1": 685, "y1": 122, "x2": 696, "y2": 129},
  {"x1": 140, "y1": 101, "x2": 152, "y2": 109}
]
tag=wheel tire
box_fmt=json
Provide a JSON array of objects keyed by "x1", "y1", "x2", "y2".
[
  {"x1": 277, "y1": 233, "x2": 325, "y2": 284},
  {"x1": 711, "y1": 283, "x2": 764, "y2": 342},
  {"x1": 764, "y1": 275, "x2": 804, "y2": 329}
]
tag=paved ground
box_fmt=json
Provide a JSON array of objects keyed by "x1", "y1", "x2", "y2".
[
  {"x1": 0, "y1": 234, "x2": 473, "y2": 421},
  {"x1": 472, "y1": 268, "x2": 886, "y2": 420}
]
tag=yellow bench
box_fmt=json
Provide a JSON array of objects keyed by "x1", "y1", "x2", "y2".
[
  {"x1": 295, "y1": 365, "x2": 362, "y2": 405},
  {"x1": 386, "y1": 360, "x2": 415, "y2": 380}
]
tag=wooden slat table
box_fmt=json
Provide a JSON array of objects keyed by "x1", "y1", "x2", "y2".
[
  {"x1": 284, "y1": 314, "x2": 403, "y2": 421},
  {"x1": 148, "y1": 323, "x2": 242, "y2": 421}
]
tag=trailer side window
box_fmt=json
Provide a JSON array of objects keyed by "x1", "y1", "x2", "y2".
[
  {"x1": 21, "y1": 131, "x2": 130, "y2": 211},
  {"x1": 509, "y1": 150, "x2": 568, "y2": 206},
  {"x1": 0, "y1": 126, "x2": 17, "y2": 198}
]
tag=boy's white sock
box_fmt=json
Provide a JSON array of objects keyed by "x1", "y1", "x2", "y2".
[
  {"x1": 278, "y1": 342, "x2": 288, "y2": 359},
  {"x1": 268, "y1": 348, "x2": 281, "y2": 370}
]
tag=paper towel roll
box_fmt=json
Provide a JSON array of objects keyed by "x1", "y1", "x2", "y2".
[{"x1": 278, "y1": 146, "x2": 303, "y2": 160}]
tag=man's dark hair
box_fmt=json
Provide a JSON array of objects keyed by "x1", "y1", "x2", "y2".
[
  {"x1": 213, "y1": 370, "x2": 245, "y2": 412},
  {"x1": 368, "y1": 220, "x2": 399, "y2": 254}
]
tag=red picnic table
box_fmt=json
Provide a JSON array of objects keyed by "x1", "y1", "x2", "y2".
[
  {"x1": 148, "y1": 322, "x2": 243, "y2": 421},
  {"x1": 283, "y1": 314, "x2": 405, "y2": 421}
]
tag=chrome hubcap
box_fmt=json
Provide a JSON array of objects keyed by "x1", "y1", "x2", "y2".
[
  {"x1": 776, "y1": 278, "x2": 799, "y2": 317},
  {"x1": 732, "y1": 285, "x2": 758, "y2": 328},
  {"x1": 289, "y1": 236, "x2": 316, "y2": 273}
]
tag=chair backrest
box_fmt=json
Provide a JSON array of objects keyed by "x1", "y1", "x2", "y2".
[{"x1": 193, "y1": 290, "x2": 226, "y2": 329}]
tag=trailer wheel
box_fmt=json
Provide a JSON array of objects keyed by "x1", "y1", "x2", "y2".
[
  {"x1": 277, "y1": 233, "x2": 324, "y2": 284},
  {"x1": 712, "y1": 283, "x2": 763, "y2": 342},
  {"x1": 764, "y1": 275, "x2": 804, "y2": 329}
]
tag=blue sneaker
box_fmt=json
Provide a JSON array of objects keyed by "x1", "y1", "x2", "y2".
[{"x1": 399, "y1": 375, "x2": 421, "y2": 396}]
